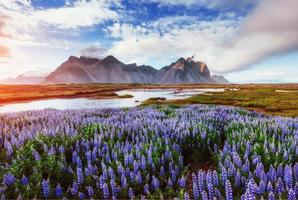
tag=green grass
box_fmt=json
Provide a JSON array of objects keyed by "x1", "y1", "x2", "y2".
[{"x1": 141, "y1": 87, "x2": 298, "y2": 117}]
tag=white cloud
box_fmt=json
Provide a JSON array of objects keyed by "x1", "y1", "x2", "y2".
[
  {"x1": 0, "y1": 0, "x2": 121, "y2": 77},
  {"x1": 107, "y1": 0, "x2": 298, "y2": 74},
  {"x1": 34, "y1": 0, "x2": 119, "y2": 29},
  {"x1": 80, "y1": 45, "x2": 108, "y2": 59},
  {"x1": 107, "y1": 17, "x2": 239, "y2": 68},
  {"x1": 214, "y1": 0, "x2": 298, "y2": 72}
]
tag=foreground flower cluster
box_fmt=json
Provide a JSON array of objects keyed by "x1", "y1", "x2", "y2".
[{"x1": 0, "y1": 105, "x2": 297, "y2": 199}]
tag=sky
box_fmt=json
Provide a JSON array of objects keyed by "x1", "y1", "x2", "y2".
[{"x1": 0, "y1": 0, "x2": 297, "y2": 83}]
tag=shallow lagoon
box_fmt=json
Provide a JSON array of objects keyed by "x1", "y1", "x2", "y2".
[{"x1": 0, "y1": 88, "x2": 224, "y2": 113}]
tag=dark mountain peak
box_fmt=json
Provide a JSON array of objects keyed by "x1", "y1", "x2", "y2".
[
  {"x1": 177, "y1": 57, "x2": 186, "y2": 62},
  {"x1": 171, "y1": 57, "x2": 188, "y2": 69},
  {"x1": 78, "y1": 56, "x2": 100, "y2": 65},
  {"x1": 67, "y1": 56, "x2": 79, "y2": 62},
  {"x1": 102, "y1": 55, "x2": 122, "y2": 65}
]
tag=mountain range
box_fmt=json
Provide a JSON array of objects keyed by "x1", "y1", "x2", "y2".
[
  {"x1": 0, "y1": 56, "x2": 228, "y2": 84},
  {"x1": 44, "y1": 55, "x2": 228, "y2": 84}
]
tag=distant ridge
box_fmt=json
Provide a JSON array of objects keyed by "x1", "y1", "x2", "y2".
[{"x1": 44, "y1": 55, "x2": 228, "y2": 84}]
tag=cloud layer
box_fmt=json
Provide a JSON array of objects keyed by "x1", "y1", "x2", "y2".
[
  {"x1": 0, "y1": 0, "x2": 297, "y2": 81},
  {"x1": 107, "y1": 0, "x2": 298, "y2": 73},
  {"x1": 80, "y1": 45, "x2": 108, "y2": 59},
  {"x1": 215, "y1": 0, "x2": 298, "y2": 72}
]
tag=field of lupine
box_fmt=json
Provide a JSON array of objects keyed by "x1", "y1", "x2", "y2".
[{"x1": 0, "y1": 105, "x2": 297, "y2": 199}]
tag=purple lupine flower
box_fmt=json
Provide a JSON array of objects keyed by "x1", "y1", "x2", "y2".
[
  {"x1": 207, "y1": 182, "x2": 214, "y2": 199},
  {"x1": 103, "y1": 168, "x2": 108, "y2": 181},
  {"x1": 268, "y1": 192, "x2": 275, "y2": 200},
  {"x1": 110, "y1": 179, "x2": 117, "y2": 197},
  {"x1": 3, "y1": 172, "x2": 15, "y2": 186},
  {"x1": 243, "y1": 189, "x2": 256, "y2": 200},
  {"x1": 275, "y1": 177, "x2": 284, "y2": 195},
  {"x1": 72, "y1": 151, "x2": 78, "y2": 163},
  {"x1": 128, "y1": 187, "x2": 135, "y2": 199},
  {"x1": 206, "y1": 170, "x2": 213, "y2": 185},
  {"x1": 221, "y1": 168, "x2": 228, "y2": 186},
  {"x1": 198, "y1": 170, "x2": 205, "y2": 192},
  {"x1": 235, "y1": 170, "x2": 241, "y2": 187},
  {"x1": 147, "y1": 149, "x2": 153, "y2": 165},
  {"x1": 201, "y1": 191, "x2": 208, "y2": 200},
  {"x1": 103, "y1": 183, "x2": 109, "y2": 199},
  {"x1": 76, "y1": 167, "x2": 84, "y2": 185},
  {"x1": 259, "y1": 180, "x2": 266, "y2": 195},
  {"x1": 288, "y1": 188, "x2": 296, "y2": 200},
  {"x1": 141, "y1": 155, "x2": 146, "y2": 170},
  {"x1": 130, "y1": 172, "x2": 135, "y2": 183},
  {"x1": 160, "y1": 166, "x2": 165, "y2": 176},
  {"x1": 193, "y1": 183, "x2": 199, "y2": 200},
  {"x1": 192, "y1": 173, "x2": 198, "y2": 186},
  {"x1": 284, "y1": 165, "x2": 293, "y2": 189},
  {"x1": 269, "y1": 165, "x2": 276, "y2": 182},
  {"x1": 136, "y1": 171, "x2": 142, "y2": 184},
  {"x1": 109, "y1": 167, "x2": 116, "y2": 180},
  {"x1": 152, "y1": 176, "x2": 160, "y2": 190},
  {"x1": 214, "y1": 189, "x2": 223, "y2": 199},
  {"x1": 171, "y1": 169, "x2": 176, "y2": 182},
  {"x1": 247, "y1": 179, "x2": 257, "y2": 195},
  {"x1": 225, "y1": 180, "x2": 233, "y2": 200},
  {"x1": 295, "y1": 183, "x2": 298, "y2": 199},
  {"x1": 32, "y1": 150, "x2": 41, "y2": 161},
  {"x1": 179, "y1": 176, "x2": 186, "y2": 188},
  {"x1": 242, "y1": 159, "x2": 250, "y2": 173},
  {"x1": 87, "y1": 186, "x2": 94, "y2": 197},
  {"x1": 42, "y1": 179, "x2": 50, "y2": 198},
  {"x1": 184, "y1": 192, "x2": 190, "y2": 200},
  {"x1": 76, "y1": 157, "x2": 82, "y2": 169},
  {"x1": 133, "y1": 161, "x2": 139, "y2": 173},
  {"x1": 144, "y1": 183, "x2": 150, "y2": 194},
  {"x1": 121, "y1": 174, "x2": 127, "y2": 188},
  {"x1": 85, "y1": 150, "x2": 92, "y2": 161},
  {"x1": 78, "y1": 192, "x2": 85, "y2": 200},
  {"x1": 21, "y1": 175, "x2": 29, "y2": 185},
  {"x1": 71, "y1": 181, "x2": 78, "y2": 195},
  {"x1": 55, "y1": 183, "x2": 62, "y2": 197},
  {"x1": 260, "y1": 171, "x2": 268, "y2": 185},
  {"x1": 213, "y1": 171, "x2": 219, "y2": 186},
  {"x1": 277, "y1": 164, "x2": 283, "y2": 178},
  {"x1": 267, "y1": 181, "x2": 274, "y2": 193}
]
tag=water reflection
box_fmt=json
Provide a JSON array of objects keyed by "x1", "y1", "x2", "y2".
[{"x1": 0, "y1": 88, "x2": 224, "y2": 113}]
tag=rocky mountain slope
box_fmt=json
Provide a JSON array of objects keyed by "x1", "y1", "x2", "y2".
[
  {"x1": 211, "y1": 75, "x2": 229, "y2": 84},
  {"x1": 44, "y1": 55, "x2": 228, "y2": 84}
]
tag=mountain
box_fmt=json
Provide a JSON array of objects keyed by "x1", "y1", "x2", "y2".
[
  {"x1": 0, "y1": 74, "x2": 46, "y2": 84},
  {"x1": 157, "y1": 57, "x2": 214, "y2": 84},
  {"x1": 44, "y1": 56, "x2": 157, "y2": 83},
  {"x1": 44, "y1": 55, "x2": 228, "y2": 84},
  {"x1": 211, "y1": 75, "x2": 229, "y2": 84}
]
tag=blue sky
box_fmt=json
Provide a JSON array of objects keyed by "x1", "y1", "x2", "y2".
[{"x1": 0, "y1": 0, "x2": 297, "y2": 83}]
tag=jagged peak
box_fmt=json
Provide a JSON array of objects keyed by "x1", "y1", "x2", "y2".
[
  {"x1": 67, "y1": 56, "x2": 79, "y2": 61},
  {"x1": 102, "y1": 55, "x2": 121, "y2": 64}
]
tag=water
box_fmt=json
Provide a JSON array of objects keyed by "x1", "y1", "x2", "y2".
[{"x1": 0, "y1": 88, "x2": 224, "y2": 113}]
